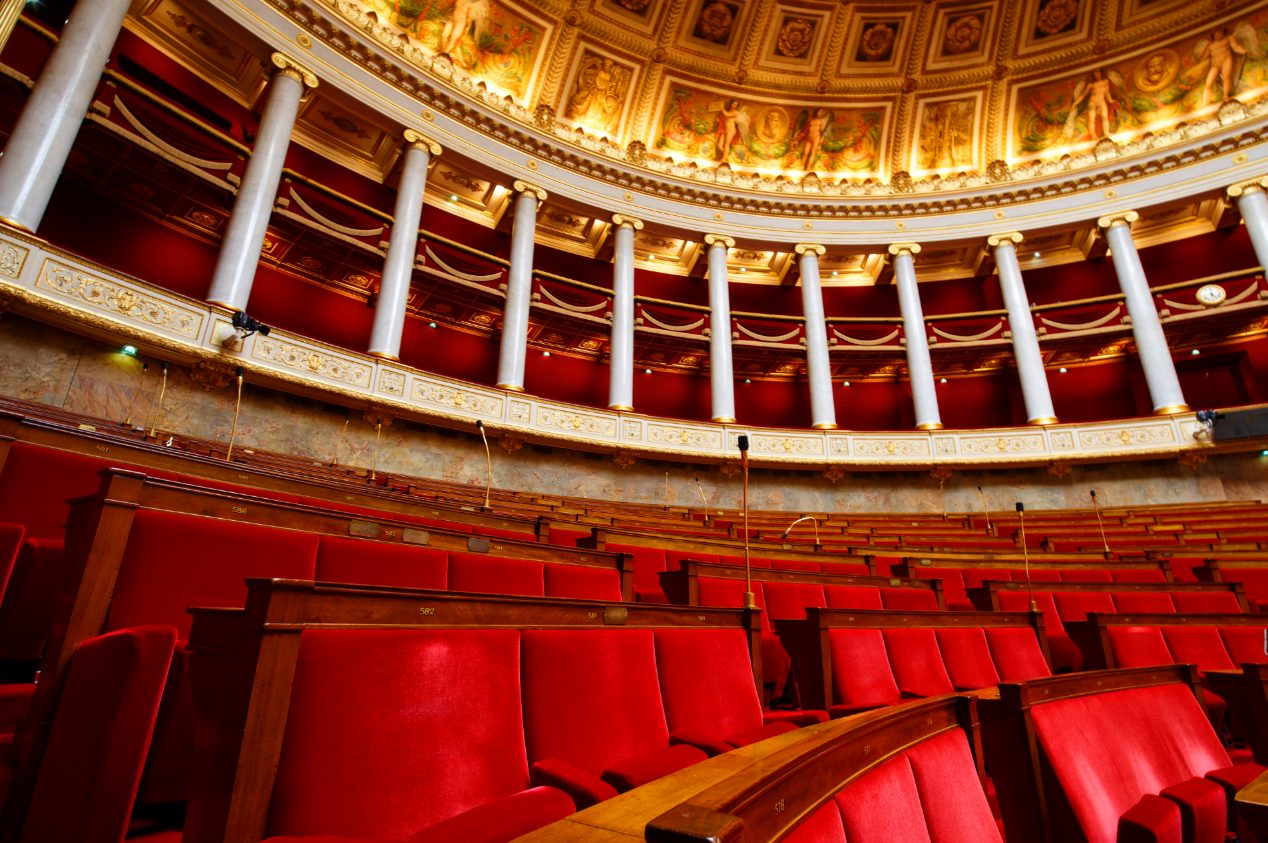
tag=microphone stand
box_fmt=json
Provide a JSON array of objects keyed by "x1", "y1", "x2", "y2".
[
  {"x1": 781, "y1": 515, "x2": 820, "y2": 546},
  {"x1": 694, "y1": 477, "x2": 709, "y2": 520},
  {"x1": 477, "y1": 420, "x2": 493, "y2": 510},
  {"x1": 739, "y1": 434, "x2": 755, "y2": 610},
  {"x1": 226, "y1": 366, "x2": 244, "y2": 461},
  {"x1": 1090, "y1": 489, "x2": 1109, "y2": 556},
  {"x1": 1017, "y1": 501, "x2": 1035, "y2": 612},
  {"x1": 977, "y1": 485, "x2": 992, "y2": 534}
]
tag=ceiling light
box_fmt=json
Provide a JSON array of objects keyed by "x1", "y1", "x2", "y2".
[
  {"x1": 743, "y1": 378, "x2": 751, "y2": 384},
  {"x1": 120, "y1": 345, "x2": 138, "y2": 357},
  {"x1": 939, "y1": 377, "x2": 947, "y2": 384},
  {"x1": 428, "y1": 321, "x2": 437, "y2": 329},
  {"x1": 831, "y1": 271, "x2": 838, "y2": 277},
  {"x1": 1190, "y1": 348, "x2": 1201, "y2": 355},
  {"x1": 842, "y1": 380, "x2": 850, "y2": 387},
  {"x1": 542, "y1": 351, "x2": 551, "y2": 357},
  {"x1": 448, "y1": 194, "x2": 458, "y2": 202},
  {"x1": 1059, "y1": 367, "x2": 1067, "y2": 373},
  {"x1": 647, "y1": 254, "x2": 655, "y2": 261},
  {"x1": 739, "y1": 267, "x2": 747, "y2": 273},
  {"x1": 644, "y1": 368, "x2": 652, "y2": 374},
  {"x1": 1032, "y1": 252, "x2": 1041, "y2": 259},
  {"x1": 1261, "y1": 450, "x2": 1268, "y2": 457}
]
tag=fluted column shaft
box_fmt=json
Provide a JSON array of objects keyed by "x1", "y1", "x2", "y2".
[
  {"x1": 797, "y1": 244, "x2": 836, "y2": 429},
  {"x1": 0, "y1": 0, "x2": 132, "y2": 231},
  {"x1": 891, "y1": 243, "x2": 942, "y2": 430},
  {"x1": 1230, "y1": 179, "x2": 1268, "y2": 271},
  {"x1": 496, "y1": 182, "x2": 546, "y2": 391},
  {"x1": 608, "y1": 215, "x2": 641, "y2": 410},
  {"x1": 207, "y1": 55, "x2": 316, "y2": 310},
  {"x1": 706, "y1": 234, "x2": 736, "y2": 423},
  {"x1": 369, "y1": 133, "x2": 438, "y2": 359},
  {"x1": 1100, "y1": 211, "x2": 1188, "y2": 414},
  {"x1": 991, "y1": 232, "x2": 1057, "y2": 425}
]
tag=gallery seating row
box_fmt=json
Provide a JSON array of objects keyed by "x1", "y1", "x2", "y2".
[
  {"x1": 181, "y1": 581, "x2": 822, "y2": 843},
  {"x1": 1198, "y1": 555, "x2": 1268, "y2": 611},
  {"x1": 894, "y1": 556, "x2": 1173, "y2": 609}
]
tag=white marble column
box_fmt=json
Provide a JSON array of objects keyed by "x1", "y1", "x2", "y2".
[
  {"x1": 608, "y1": 214, "x2": 642, "y2": 411},
  {"x1": 1228, "y1": 177, "x2": 1268, "y2": 271},
  {"x1": 990, "y1": 231, "x2": 1057, "y2": 425},
  {"x1": 0, "y1": 0, "x2": 132, "y2": 232},
  {"x1": 890, "y1": 242, "x2": 942, "y2": 430},
  {"x1": 705, "y1": 233, "x2": 736, "y2": 423},
  {"x1": 496, "y1": 181, "x2": 546, "y2": 391},
  {"x1": 796, "y1": 243, "x2": 836, "y2": 429},
  {"x1": 1099, "y1": 210, "x2": 1188, "y2": 415},
  {"x1": 207, "y1": 54, "x2": 317, "y2": 311},
  {"x1": 369, "y1": 131, "x2": 440, "y2": 359}
]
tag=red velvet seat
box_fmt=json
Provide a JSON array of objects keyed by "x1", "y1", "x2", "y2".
[
  {"x1": 1160, "y1": 627, "x2": 1236, "y2": 676},
  {"x1": 1219, "y1": 625, "x2": 1268, "y2": 664},
  {"x1": 521, "y1": 629, "x2": 706, "y2": 804},
  {"x1": 315, "y1": 536, "x2": 448, "y2": 590},
  {"x1": 781, "y1": 802, "x2": 847, "y2": 843},
  {"x1": 695, "y1": 578, "x2": 791, "y2": 699},
  {"x1": 10, "y1": 625, "x2": 176, "y2": 843},
  {"x1": 835, "y1": 754, "x2": 933, "y2": 842},
  {"x1": 446, "y1": 552, "x2": 544, "y2": 597},
  {"x1": 0, "y1": 538, "x2": 62, "y2": 664},
  {"x1": 0, "y1": 522, "x2": 23, "y2": 604},
  {"x1": 1052, "y1": 590, "x2": 1116, "y2": 622},
  {"x1": 606, "y1": 543, "x2": 666, "y2": 603},
  {"x1": 1067, "y1": 569, "x2": 1113, "y2": 583},
  {"x1": 883, "y1": 628, "x2": 954, "y2": 698},
  {"x1": 653, "y1": 627, "x2": 823, "y2": 754},
  {"x1": 1118, "y1": 794, "x2": 1183, "y2": 843},
  {"x1": 1106, "y1": 625, "x2": 1173, "y2": 668},
  {"x1": 265, "y1": 628, "x2": 572, "y2": 841},
  {"x1": 818, "y1": 561, "x2": 869, "y2": 575},
  {"x1": 935, "y1": 627, "x2": 1001, "y2": 691},
  {"x1": 984, "y1": 626, "x2": 1051, "y2": 682},
  {"x1": 826, "y1": 628, "x2": 901, "y2": 717},
  {"x1": 880, "y1": 586, "x2": 939, "y2": 611},
  {"x1": 1111, "y1": 592, "x2": 1176, "y2": 613},
  {"x1": 824, "y1": 584, "x2": 883, "y2": 610},
  {"x1": 1170, "y1": 592, "x2": 1243, "y2": 614},
  {"x1": 1112, "y1": 569, "x2": 1169, "y2": 583},
  {"x1": 0, "y1": 443, "x2": 111, "y2": 539},
  {"x1": 543, "y1": 563, "x2": 622, "y2": 601},
  {"x1": 998, "y1": 591, "x2": 1081, "y2": 671},
  {"x1": 762, "y1": 581, "x2": 826, "y2": 621}
]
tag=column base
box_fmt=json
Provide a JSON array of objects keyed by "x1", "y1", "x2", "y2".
[
  {"x1": 1027, "y1": 416, "x2": 1059, "y2": 426},
  {"x1": 608, "y1": 403, "x2": 633, "y2": 412},
  {"x1": 368, "y1": 351, "x2": 399, "y2": 361},
  {"x1": 812, "y1": 422, "x2": 838, "y2": 430},
  {"x1": 497, "y1": 383, "x2": 525, "y2": 392},
  {"x1": 712, "y1": 416, "x2": 737, "y2": 424},
  {"x1": 0, "y1": 214, "x2": 32, "y2": 233},
  {"x1": 915, "y1": 421, "x2": 944, "y2": 431},
  {"x1": 1153, "y1": 403, "x2": 1191, "y2": 416}
]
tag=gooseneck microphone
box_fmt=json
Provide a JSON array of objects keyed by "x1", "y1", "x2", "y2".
[
  {"x1": 694, "y1": 477, "x2": 708, "y2": 519},
  {"x1": 226, "y1": 366, "x2": 245, "y2": 461},
  {"x1": 476, "y1": 420, "x2": 492, "y2": 510},
  {"x1": 1090, "y1": 489, "x2": 1109, "y2": 555},
  {"x1": 738, "y1": 434, "x2": 755, "y2": 610},
  {"x1": 1017, "y1": 501, "x2": 1035, "y2": 612},
  {"x1": 977, "y1": 485, "x2": 992, "y2": 533},
  {"x1": 781, "y1": 515, "x2": 820, "y2": 545}
]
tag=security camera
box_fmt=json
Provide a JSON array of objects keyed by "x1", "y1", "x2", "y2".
[{"x1": 231, "y1": 311, "x2": 271, "y2": 339}]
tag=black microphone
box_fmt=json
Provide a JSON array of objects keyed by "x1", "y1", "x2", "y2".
[
  {"x1": 1015, "y1": 501, "x2": 1024, "y2": 512},
  {"x1": 738, "y1": 434, "x2": 749, "y2": 451}
]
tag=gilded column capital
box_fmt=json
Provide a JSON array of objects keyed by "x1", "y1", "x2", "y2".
[
  {"x1": 269, "y1": 52, "x2": 319, "y2": 90},
  {"x1": 1226, "y1": 176, "x2": 1268, "y2": 198},
  {"x1": 512, "y1": 180, "x2": 547, "y2": 205},
  {"x1": 1096, "y1": 210, "x2": 1139, "y2": 229},
  {"x1": 795, "y1": 243, "x2": 825, "y2": 257},
  {"x1": 611, "y1": 214, "x2": 644, "y2": 230},
  {"x1": 987, "y1": 231, "x2": 1024, "y2": 248},
  {"x1": 704, "y1": 233, "x2": 735, "y2": 249},
  {"x1": 403, "y1": 129, "x2": 442, "y2": 157},
  {"x1": 887, "y1": 242, "x2": 922, "y2": 257}
]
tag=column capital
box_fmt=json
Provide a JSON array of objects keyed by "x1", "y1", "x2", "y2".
[
  {"x1": 987, "y1": 231, "x2": 1024, "y2": 248},
  {"x1": 704, "y1": 233, "x2": 735, "y2": 249},
  {"x1": 795, "y1": 243, "x2": 825, "y2": 257},
  {"x1": 887, "y1": 242, "x2": 921, "y2": 257},
  {"x1": 611, "y1": 214, "x2": 644, "y2": 230},
  {"x1": 1226, "y1": 176, "x2": 1268, "y2": 198},
  {"x1": 1096, "y1": 210, "x2": 1139, "y2": 229},
  {"x1": 269, "y1": 52, "x2": 319, "y2": 90},
  {"x1": 402, "y1": 129, "x2": 442, "y2": 157},
  {"x1": 512, "y1": 180, "x2": 548, "y2": 205}
]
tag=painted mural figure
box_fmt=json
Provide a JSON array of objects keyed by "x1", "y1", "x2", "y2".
[
  {"x1": 798, "y1": 108, "x2": 829, "y2": 170},
  {"x1": 1066, "y1": 68, "x2": 1122, "y2": 139},
  {"x1": 440, "y1": 0, "x2": 491, "y2": 56},
  {"x1": 1196, "y1": 24, "x2": 1262, "y2": 105},
  {"x1": 715, "y1": 99, "x2": 742, "y2": 160}
]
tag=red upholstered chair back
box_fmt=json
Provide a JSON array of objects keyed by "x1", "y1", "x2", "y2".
[
  {"x1": 18, "y1": 625, "x2": 176, "y2": 843},
  {"x1": 827, "y1": 628, "x2": 900, "y2": 711},
  {"x1": 1170, "y1": 592, "x2": 1243, "y2": 614},
  {"x1": 819, "y1": 561, "x2": 870, "y2": 576},
  {"x1": 606, "y1": 543, "x2": 666, "y2": 600},
  {"x1": 1052, "y1": 591, "x2": 1115, "y2": 622},
  {"x1": 883, "y1": 628, "x2": 954, "y2": 698},
  {"x1": 985, "y1": 626, "x2": 1051, "y2": 681},
  {"x1": 1026, "y1": 569, "x2": 1063, "y2": 583},
  {"x1": 1160, "y1": 626, "x2": 1236, "y2": 674},
  {"x1": 543, "y1": 563, "x2": 622, "y2": 601},
  {"x1": 0, "y1": 538, "x2": 65, "y2": 661},
  {"x1": 521, "y1": 629, "x2": 670, "y2": 775},
  {"x1": 960, "y1": 568, "x2": 1012, "y2": 589},
  {"x1": 1229, "y1": 569, "x2": 1268, "y2": 609},
  {"x1": 824, "y1": 585, "x2": 883, "y2": 610},
  {"x1": 105, "y1": 511, "x2": 320, "y2": 638},
  {"x1": 0, "y1": 522, "x2": 24, "y2": 603},
  {"x1": 696, "y1": 578, "x2": 771, "y2": 632},
  {"x1": 936, "y1": 627, "x2": 1000, "y2": 691},
  {"x1": 1111, "y1": 569, "x2": 1168, "y2": 583},
  {"x1": 0, "y1": 444, "x2": 111, "y2": 540},
  {"x1": 1067, "y1": 569, "x2": 1113, "y2": 583},
  {"x1": 1219, "y1": 625, "x2": 1268, "y2": 664},
  {"x1": 653, "y1": 628, "x2": 761, "y2": 739},
  {"x1": 447, "y1": 551, "x2": 544, "y2": 597},
  {"x1": 1106, "y1": 626, "x2": 1173, "y2": 668},
  {"x1": 1029, "y1": 683, "x2": 1230, "y2": 843},
  {"x1": 268, "y1": 628, "x2": 529, "y2": 839},
  {"x1": 1110, "y1": 592, "x2": 1176, "y2": 613},
  {"x1": 762, "y1": 582, "x2": 826, "y2": 620},
  {"x1": 880, "y1": 587, "x2": 939, "y2": 611},
  {"x1": 547, "y1": 527, "x2": 590, "y2": 547},
  {"x1": 998, "y1": 591, "x2": 1064, "y2": 637},
  {"x1": 315, "y1": 536, "x2": 448, "y2": 590}
]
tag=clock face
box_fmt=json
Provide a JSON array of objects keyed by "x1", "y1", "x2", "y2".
[{"x1": 1196, "y1": 284, "x2": 1226, "y2": 306}]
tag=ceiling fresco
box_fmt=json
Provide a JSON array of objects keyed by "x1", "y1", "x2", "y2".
[{"x1": 313, "y1": 0, "x2": 1268, "y2": 188}]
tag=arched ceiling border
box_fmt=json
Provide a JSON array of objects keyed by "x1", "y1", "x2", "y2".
[{"x1": 219, "y1": 1, "x2": 1268, "y2": 247}]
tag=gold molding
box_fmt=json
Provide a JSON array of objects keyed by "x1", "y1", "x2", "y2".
[
  {"x1": 512, "y1": 180, "x2": 548, "y2": 205},
  {"x1": 712, "y1": 416, "x2": 737, "y2": 424},
  {"x1": 1097, "y1": 210, "x2": 1140, "y2": 230},
  {"x1": 368, "y1": 351, "x2": 399, "y2": 361},
  {"x1": 498, "y1": 382, "x2": 526, "y2": 392},
  {"x1": 1153, "y1": 403, "x2": 1191, "y2": 416},
  {"x1": 1027, "y1": 416, "x2": 1059, "y2": 426},
  {"x1": 916, "y1": 421, "x2": 943, "y2": 430},
  {"x1": 795, "y1": 243, "x2": 826, "y2": 257},
  {"x1": 812, "y1": 421, "x2": 838, "y2": 430},
  {"x1": 888, "y1": 243, "x2": 922, "y2": 257},
  {"x1": 611, "y1": 214, "x2": 644, "y2": 231},
  {"x1": 270, "y1": 52, "x2": 319, "y2": 90},
  {"x1": 1226, "y1": 177, "x2": 1268, "y2": 199},
  {"x1": 987, "y1": 231, "x2": 1025, "y2": 248},
  {"x1": 608, "y1": 403, "x2": 634, "y2": 412},
  {"x1": 402, "y1": 129, "x2": 442, "y2": 157},
  {"x1": 704, "y1": 234, "x2": 735, "y2": 249}
]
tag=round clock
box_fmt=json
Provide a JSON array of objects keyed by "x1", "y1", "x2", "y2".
[{"x1": 1195, "y1": 284, "x2": 1226, "y2": 307}]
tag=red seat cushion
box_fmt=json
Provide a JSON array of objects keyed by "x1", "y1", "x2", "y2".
[
  {"x1": 315, "y1": 537, "x2": 447, "y2": 590},
  {"x1": 827, "y1": 628, "x2": 901, "y2": 713},
  {"x1": 1159, "y1": 777, "x2": 1225, "y2": 843},
  {"x1": 1112, "y1": 569, "x2": 1168, "y2": 583},
  {"x1": 447, "y1": 552, "x2": 544, "y2": 597},
  {"x1": 653, "y1": 628, "x2": 764, "y2": 745},
  {"x1": 1118, "y1": 794, "x2": 1183, "y2": 843},
  {"x1": 906, "y1": 729, "x2": 1003, "y2": 843},
  {"x1": 883, "y1": 628, "x2": 954, "y2": 697},
  {"x1": 403, "y1": 787, "x2": 574, "y2": 843},
  {"x1": 781, "y1": 802, "x2": 846, "y2": 843},
  {"x1": 1160, "y1": 627, "x2": 1236, "y2": 675},
  {"x1": 605, "y1": 544, "x2": 666, "y2": 602},
  {"x1": 1052, "y1": 591, "x2": 1115, "y2": 622},
  {"x1": 1106, "y1": 626, "x2": 1173, "y2": 669},
  {"x1": 935, "y1": 627, "x2": 1000, "y2": 691},
  {"x1": 834, "y1": 754, "x2": 933, "y2": 843},
  {"x1": 599, "y1": 743, "x2": 706, "y2": 792},
  {"x1": 985, "y1": 626, "x2": 1051, "y2": 682},
  {"x1": 762, "y1": 582, "x2": 826, "y2": 620}
]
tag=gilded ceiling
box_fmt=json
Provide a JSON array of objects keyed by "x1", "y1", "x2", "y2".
[{"x1": 320, "y1": 0, "x2": 1268, "y2": 184}]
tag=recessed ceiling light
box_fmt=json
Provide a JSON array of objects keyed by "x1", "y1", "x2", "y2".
[
  {"x1": 428, "y1": 321, "x2": 437, "y2": 329},
  {"x1": 542, "y1": 351, "x2": 551, "y2": 357},
  {"x1": 939, "y1": 377, "x2": 947, "y2": 384},
  {"x1": 842, "y1": 380, "x2": 850, "y2": 387},
  {"x1": 644, "y1": 368, "x2": 652, "y2": 374},
  {"x1": 743, "y1": 378, "x2": 751, "y2": 384},
  {"x1": 739, "y1": 267, "x2": 747, "y2": 273},
  {"x1": 120, "y1": 345, "x2": 138, "y2": 357},
  {"x1": 448, "y1": 194, "x2": 458, "y2": 202},
  {"x1": 1190, "y1": 348, "x2": 1201, "y2": 355},
  {"x1": 1032, "y1": 252, "x2": 1041, "y2": 259},
  {"x1": 1059, "y1": 367, "x2": 1068, "y2": 373}
]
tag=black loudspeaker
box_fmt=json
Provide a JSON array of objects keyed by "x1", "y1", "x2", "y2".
[{"x1": 1211, "y1": 407, "x2": 1268, "y2": 442}]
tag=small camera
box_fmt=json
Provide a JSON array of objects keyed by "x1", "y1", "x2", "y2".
[
  {"x1": 231, "y1": 311, "x2": 271, "y2": 338},
  {"x1": 1195, "y1": 409, "x2": 1223, "y2": 425}
]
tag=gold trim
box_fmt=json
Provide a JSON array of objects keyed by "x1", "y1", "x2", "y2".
[
  {"x1": 1097, "y1": 210, "x2": 1140, "y2": 229},
  {"x1": 704, "y1": 234, "x2": 735, "y2": 249},
  {"x1": 497, "y1": 383, "x2": 526, "y2": 392},
  {"x1": 611, "y1": 215, "x2": 643, "y2": 231},
  {"x1": 512, "y1": 180, "x2": 547, "y2": 204},
  {"x1": 812, "y1": 422, "x2": 838, "y2": 430},
  {"x1": 1226, "y1": 177, "x2": 1268, "y2": 199},
  {"x1": 402, "y1": 129, "x2": 442, "y2": 157},
  {"x1": 0, "y1": 215, "x2": 32, "y2": 234},
  {"x1": 1027, "y1": 416, "x2": 1059, "y2": 426},
  {"x1": 915, "y1": 421, "x2": 943, "y2": 430},
  {"x1": 270, "y1": 52, "x2": 319, "y2": 90},
  {"x1": 712, "y1": 416, "x2": 737, "y2": 424},
  {"x1": 887, "y1": 243, "x2": 922, "y2": 256},
  {"x1": 608, "y1": 403, "x2": 634, "y2": 412},
  {"x1": 368, "y1": 351, "x2": 399, "y2": 361},
  {"x1": 794, "y1": 244, "x2": 826, "y2": 257},
  {"x1": 1153, "y1": 403, "x2": 1191, "y2": 416},
  {"x1": 987, "y1": 232, "x2": 1024, "y2": 248}
]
